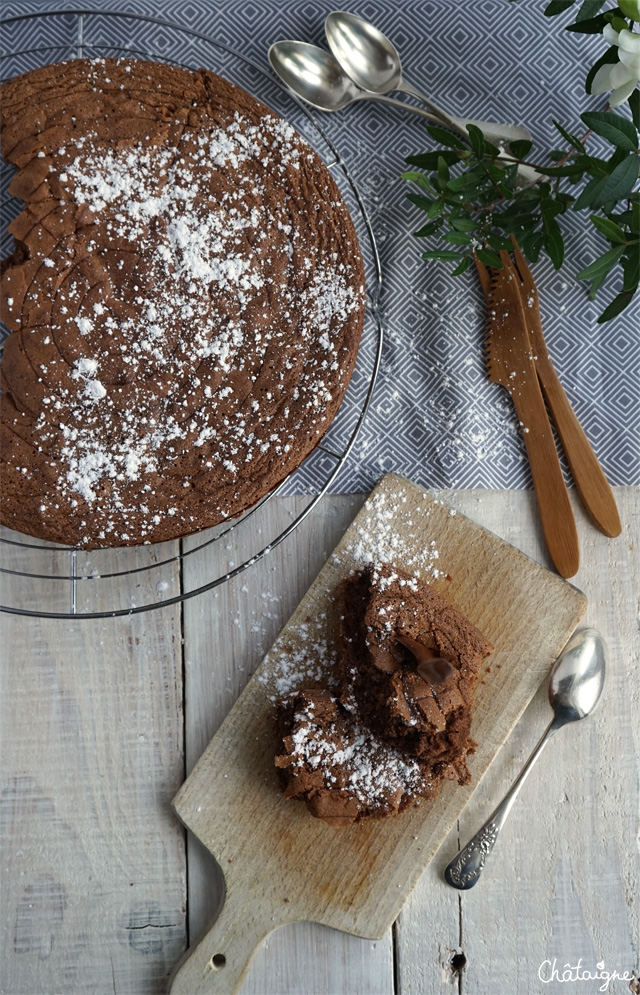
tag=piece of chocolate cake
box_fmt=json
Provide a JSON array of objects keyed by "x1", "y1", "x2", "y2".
[
  {"x1": 274, "y1": 563, "x2": 492, "y2": 827},
  {"x1": 275, "y1": 689, "x2": 439, "y2": 827},
  {"x1": 338, "y1": 564, "x2": 493, "y2": 775}
]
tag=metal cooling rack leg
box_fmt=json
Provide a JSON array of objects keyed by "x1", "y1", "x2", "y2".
[{"x1": 70, "y1": 549, "x2": 77, "y2": 615}]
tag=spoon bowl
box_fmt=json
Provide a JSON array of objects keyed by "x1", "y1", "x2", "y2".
[
  {"x1": 325, "y1": 10, "x2": 402, "y2": 93},
  {"x1": 268, "y1": 40, "x2": 362, "y2": 112},
  {"x1": 549, "y1": 627, "x2": 606, "y2": 724}
]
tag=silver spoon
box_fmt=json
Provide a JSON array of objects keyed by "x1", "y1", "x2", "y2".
[
  {"x1": 268, "y1": 41, "x2": 448, "y2": 123},
  {"x1": 444, "y1": 628, "x2": 606, "y2": 890},
  {"x1": 324, "y1": 10, "x2": 532, "y2": 148}
]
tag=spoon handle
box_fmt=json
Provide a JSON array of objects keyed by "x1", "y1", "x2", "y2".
[
  {"x1": 444, "y1": 717, "x2": 559, "y2": 889},
  {"x1": 397, "y1": 79, "x2": 532, "y2": 146},
  {"x1": 373, "y1": 93, "x2": 447, "y2": 123}
]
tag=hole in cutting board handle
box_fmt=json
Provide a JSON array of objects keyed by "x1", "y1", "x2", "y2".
[{"x1": 208, "y1": 954, "x2": 226, "y2": 971}]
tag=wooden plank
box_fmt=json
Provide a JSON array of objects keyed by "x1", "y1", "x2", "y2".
[
  {"x1": 395, "y1": 486, "x2": 639, "y2": 995},
  {"x1": 181, "y1": 493, "x2": 395, "y2": 995},
  {"x1": 172, "y1": 474, "x2": 586, "y2": 995},
  {"x1": 0, "y1": 541, "x2": 186, "y2": 994}
]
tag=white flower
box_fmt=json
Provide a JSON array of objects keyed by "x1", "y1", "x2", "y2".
[{"x1": 592, "y1": 27, "x2": 640, "y2": 107}]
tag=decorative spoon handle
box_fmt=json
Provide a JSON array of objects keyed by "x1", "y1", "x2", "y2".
[{"x1": 444, "y1": 717, "x2": 559, "y2": 889}]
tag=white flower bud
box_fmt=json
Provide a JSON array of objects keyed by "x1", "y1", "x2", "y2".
[
  {"x1": 618, "y1": 46, "x2": 640, "y2": 74},
  {"x1": 617, "y1": 28, "x2": 640, "y2": 53},
  {"x1": 610, "y1": 77, "x2": 639, "y2": 106},
  {"x1": 603, "y1": 23, "x2": 620, "y2": 45},
  {"x1": 610, "y1": 60, "x2": 636, "y2": 87},
  {"x1": 591, "y1": 63, "x2": 614, "y2": 94}
]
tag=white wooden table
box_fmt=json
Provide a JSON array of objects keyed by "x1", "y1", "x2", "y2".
[{"x1": 1, "y1": 487, "x2": 638, "y2": 995}]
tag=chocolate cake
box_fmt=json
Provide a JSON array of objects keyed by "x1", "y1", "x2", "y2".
[
  {"x1": 274, "y1": 564, "x2": 493, "y2": 826},
  {"x1": 274, "y1": 689, "x2": 440, "y2": 828},
  {"x1": 339, "y1": 564, "x2": 493, "y2": 769},
  {"x1": 0, "y1": 58, "x2": 365, "y2": 547}
]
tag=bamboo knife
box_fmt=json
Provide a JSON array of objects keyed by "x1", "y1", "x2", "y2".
[
  {"x1": 507, "y1": 237, "x2": 621, "y2": 538},
  {"x1": 479, "y1": 253, "x2": 580, "y2": 578}
]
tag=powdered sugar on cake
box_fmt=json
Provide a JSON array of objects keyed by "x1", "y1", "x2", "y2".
[
  {"x1": 0, "y1": 58, "x2": 365, "y2": 547},
  {"x1": 285, "y1": 696, "x2": 430, "y2": 807}
]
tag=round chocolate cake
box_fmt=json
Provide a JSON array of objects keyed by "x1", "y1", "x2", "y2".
[{"x1": 0, "y1": 58, "x2": 365, "y2": 547}]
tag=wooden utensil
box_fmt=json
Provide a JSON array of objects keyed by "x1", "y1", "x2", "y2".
[
  {"x1": 170, "y1": 473, "x2": 586, "y2": 994},
  {"x1": 507, "y1": 236, "x2": 621, "y2": 538},
  {"x1": 481, "y1": 253, "x2": 580, "y2": 578}
]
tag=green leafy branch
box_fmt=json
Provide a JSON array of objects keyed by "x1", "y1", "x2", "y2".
[{"x1": 404, "y1": 1, "x2": 640, "y2": 323}]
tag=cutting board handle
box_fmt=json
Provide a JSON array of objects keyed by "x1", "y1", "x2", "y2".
[{"x1": 170, "y1": 883, "x2": 278, "y2": 995}]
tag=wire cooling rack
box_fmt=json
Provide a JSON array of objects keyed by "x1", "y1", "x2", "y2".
[{"x1": 0, "y1": 8, "x2": 383, "y2": 619}]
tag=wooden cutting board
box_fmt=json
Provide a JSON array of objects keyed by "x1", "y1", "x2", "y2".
[{"x1": 170, "y1": 473, "x2": 587, "y2": 994}]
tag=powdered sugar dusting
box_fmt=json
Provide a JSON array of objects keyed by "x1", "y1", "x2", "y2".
[
  {"x1": 334, "y1": 489, "x2": 443, "y2": 581},
  {"x1": 286, "y1": 698, "x2": 430, "y2": 807},
  {"x1": 7, "y1": 58, "x2": 365, "y2": 546},
  {"x1": 259, "y1": 614, "x2": 335, "y2": 702}
]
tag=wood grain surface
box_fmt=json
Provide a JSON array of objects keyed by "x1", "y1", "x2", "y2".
[
  {"x1": 0, "y1": 542, "x2": 187, "y2": 994},
  {"x1": 170, "y1": 473, "x2": 587, "y2": 994},
  {"x1": 1, "y1": 487, "x2": 637, "y2": 995}
]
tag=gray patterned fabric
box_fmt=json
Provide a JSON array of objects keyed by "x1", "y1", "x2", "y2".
[{"x1": 1, "y1": 0, "x2": 638, "y2": 494}]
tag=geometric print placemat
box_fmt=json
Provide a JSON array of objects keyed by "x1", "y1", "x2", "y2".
[{"x1": 2, "y1": 0, "x2": 638, "y2": 492}]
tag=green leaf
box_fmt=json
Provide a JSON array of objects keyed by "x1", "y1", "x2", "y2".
[
  {"x1": 633, "y1": 199, "x2": 640, "y2": 231},
  {"x1": 590, "y1": 214, "x2": 627, "y2": 242},
  {"x1": 443, "y1": 231, "x2": 473, "y2": 245},
  {"x1": 427, "y1": 197, "x2": 445, "y2": 219},
  {"x1": 553, "y1": 120, "x2": 585, "y2": 151},
  {"x1": 585, "y1": 45, "x2": 619, "y2": 94},
  {"x1": 401, "y1": 170, "x2": 433, "y2": 193},
  {"x1": 413, "y1": 218, "x2": 445, "y2": 237},
  {"x1": 405, "y1": 150, "x2": 460, "y2": 169},
  {"x1": 572, "y1": 173, "x2": 610, "y2": 211},
  {"x1": 599, "y1": 154, "x2": 640, "y2": 202},
  {"x1": 425, "y1": 124, "x2": 468, "y2": 150},
  {"x1": 576, "y1": 0, "x2": 606, "y2": 17},
  {"x1": 543, "y1": 217, "x2": 565, "y2": 268},
  {"x1": 421, "y1": 250, "x2": 464, "y2": 261},
  {"x1": 450, "y1": 216, "x2": 478, "y2": 232},
  {"x1": 629, "y1": 88, "x2": 640, "y2": 130},
  {"x1": 437, "y1": 155, "x2": 450, "y2": 190},
  {"x1": 587, "y1": 262, "x2": 611, "y2": 298},
  {"x1": 597, "y1": 288, "x2": 636, "y2": 322},
  {"x1": 476, "y1": 247, "x2": 503, "y2": 268},
  {"x1": 537, "y1": 162, "x2": 585, "y2": 177},
  {"x1": 466, "y1": 124, "x2": 486, "y2": 157},
  {"x1": 447, "y1": 172, "x2": 485, "y2": 193},
  {"x1": 451, "y1": 255, "x2": 472, "y2": 276},
  {"x1": 566, "y1": 12, "x2": 608, "y2": 30},
  {"x1": 622, "y1": 247, "x2": 640, "y2": 290},
  {"x1": 544, "y1": 0, "x2": 575, "y2": 13},
  {"x1": 406, "y1": 192, "x2": 435, "y2": 211},
  {"x1": 487, "y1": 233, "x2": 514, "y2": 251},
  {"x1": 520, "y1": 230, "x2": 544, "y2": 262},
  {"x1": 606, "y1": 14, "x2": 629, "y2": 31},
  {"x1": 508, "y1": 139, "x2": 533, "y2": 158},
  {"x1": 500, "y1": 196, "x2": 539, "y2": 218},
  {"x1": 619, "y1": 0, "x2": 640, "y2": 19},
  {"x1": 575, "y1": 243, "x2": 625, "y2": 280},
  {"x1": 541, "y1": 198, "x2": 564, "y2": 221},
  {"x1": 581, "y1": 110, "x2": 638, "y2": 151},
  {"x1": 484, "y1": 139, "x2": 503, "y2": 157}
]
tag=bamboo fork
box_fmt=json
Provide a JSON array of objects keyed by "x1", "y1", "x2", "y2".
[
  {"x1": 477, "y1": 252, "x2": 580, "y2": 578},
  {"x1": 506, "y1": 236, "x2": 621, "y2": 538}
]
